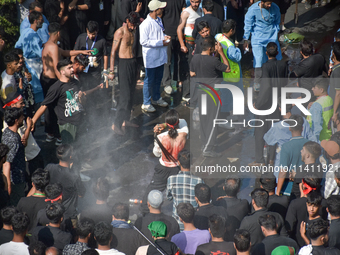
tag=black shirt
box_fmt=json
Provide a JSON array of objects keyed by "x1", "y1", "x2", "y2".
[
  {"x1": 30, "y1": 225, "x2": 72, "y2": 252},
  {"x1": 111, "y1": 228, "x2": 149, "y2": 255},
  {"x1": 195, "y1": 241, "x2": 236, "y2": 255},
  {"x1": 329, "y1": 218, "x2": 340, "y2": 249},
  {"x1": 135, "y1": 213, "x2": 180, "y2": 242},
  {"x1": 0, "y1": 229, "x2": 13, "y2": 245},
  {"x1": 194, "y1": 204, "x2": 228, "y2": 230},
  {"x1": 267, "y1": 194, "x2": 290, "y2": 220},
  {"x1": 80, "y1": 204, "x2": 112, "y2": 225},
  {"x1": 147, "y1": 239, "x2": 179, "y2": 255},
  {"x1": 252, "y1": 234, "x2": 299, "y2": 255},
  {"x1": 45, "y1": 163, "x2": 85, "y2": 219},
  {"x1": 239, "y1": 208, "x2": 287, "y2": 247},
  {"x1": 192, "y1": 14, "x2": 222, "y2": 39},
  {"x1": 74, "y1": 33, "x2": 107, "y2": 73},
  {"x1": 42, "y1": 80, "x2": 83, "y2": 126},
  {"x1": 212, "y1": 0, "x2": 224, "y2": 21},
  {"x1": 330, "y1": 63, "x2": 340, "y2": 113},
  {"x1": 17, "y1": 196, "x2": 47, "y2": 231},
  {"x1": 161, "y1": 0, "x2": 186, "y2": 36}
]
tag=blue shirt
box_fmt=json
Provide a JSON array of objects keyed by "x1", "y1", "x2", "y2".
[
  {"x1": 309, "y1": 102, "x2": 323, "y2": 141},
  {"x1": 15, "y1": 28, "x2": 43, "y2": 59},
  {"x1": 20, "y1": 15, "x2": 49, "y2": 44}
]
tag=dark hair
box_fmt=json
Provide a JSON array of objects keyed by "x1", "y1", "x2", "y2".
[
  {"x1": 112, "y1": 203, "x2": 129, "y2": 221},
  {"x1": 302, "y1": 174, "x2": 322, "y2": 193},
  {"x1": 57, "y1": 58, "x2": 72, "y2": 72},
  {"x1": 195, "y1": 183, "x2": 211, "y2": 203},
  {"x1": 11, "y1": 212, "x2": 30, "y2": 235},
  {"x1": 1, "y1": 206, "x2": 17, "y2": 225},
  {"x1": 46, "y1": 203, "x2": 64, "y2": 224},
  {"x1": 4, "y1": 51, "x2": 19, "y2": 65},
  {"x1": 224, "y1": 177, "x2": 240, "y2": 197},
  {"x1": 259, "y1": 173, "x2": 276, "y2": 192},
  {"x1": 306, "y1": 191, "x2": 322, "y2": 206},
  {"x1": 29, "y1": 1, "x2": 43, "y2": 11},
  {"x1": 0, "y1": 143, "x2": 9, "y2": 160},
  {"x1": 288, "y1": 114, "x2": 304, "y2": 132},
  {"x1": 313, "y1": 76, "x2": 329, "y2": 93},
  {"x1": 178, "y1": 150, "x2": 190, "y2": 169},
  {"x1": 31, "y1": 168, "x2": 50, "y2": 192},
  {"x1": 266, "y1": 42, "x2": 278, "y2": 58},
  {"x1": 87, "y1": 21, "x2": 99, "y2": 33},
  {"x1": 258, "y1": 214, "x2": 277, "y2": 231},
  {"x1": 4, "y1": 107, "x2": 23, "y2": 127},
  {"x1": 77, "y1": 218, "x2": 95, "y2": 239},
  {"x1": 45, "y1": 183, "x2": 63, "y2": 199},
  {"x1": 234, "y1": 229, "x2": 250, "y2": 252},
  {"x1": 208, "y1": 214, "x2": 225, "y2": 238},
  {"x1": 201, "y1": 36, "x2": 215, "y2": 51},
  {"x1": 93, "y1": 177, "x2": 109, "y2": 201},
  {"x1": 327, "y1": 195, "x2": 340, "y2": 217},
  {"x1": 29, "y1": 10, "x2": 42, "y2": 25},
  {"x1": 222, "y1": 19, "x2": 236, "y2": 34},
  {"x1": 333, "y1": 42, "x2": 340, "y2": 62},
  {"x1": 300, "y1": 39, "x2": 313, "y2": 56},
  {"x1": 125, "y1": 12, "x2": 139, "y2": 26},
  {"x1": 74, "y1": 54, "x2": 89, "y2": 67},
  {"x1": 177, "y1": 203, "x2": 195, "y2": 223},
  {"x1": 29, "y1": 241, "x2": 47, "y2": 255},
  {"x1": 56, "y1": 144, "x2": 73, "y2": 161},
  {"x1": 202, "y1": 0, "x2": 214, "y2": 11},
  {"x1": 303, "y1": 141, "x2": 322, "y2": 160},
  {"x1": 251, "y1": 188, "x2": 268, "y2": 208},
  {"x1": 12, "y1": 48, "x2": 23, "y2": 56},
  {"x1": 154, "y1": 109, "x2": 180, "y2": 163},
  {"x1": 48, "y1": 22, "x2": 61, "y2": 34},
  {"x1": 94, "y1": 221, "x2": 113, "y2": 246},
  {"x1": 308, "y1": 219, "x2": 329, "y2": 240},
  {"x1": 82, "y1": 249, "x2": 99, "y2": 255},
  {"x1": 197, "y1": 21, "x2": 210, "y2": 33}
]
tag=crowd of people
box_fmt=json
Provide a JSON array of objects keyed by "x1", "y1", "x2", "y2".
[{"x1": 0, "y1": 0, "x2": 340, "y2": 253}]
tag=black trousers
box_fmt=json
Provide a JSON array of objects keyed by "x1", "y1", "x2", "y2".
[
  {"x1": 179, "y1": 42, "x2": 195, "y2": 98},
  {"x1": 140, "y1": 163, "x2": 180, "y2": 214},
  {"x1": 114, "y1": 58, "x2": 137, "y2": 127},
  {"x1": 162, "y1": 35, "x2": 180, "y2": 87},
  {"x1": 40, "y1": 75, "x2": 60, "y2": 137},
  {"x1": 227, "y1": 2, "x2": 245, "y2": 42}
]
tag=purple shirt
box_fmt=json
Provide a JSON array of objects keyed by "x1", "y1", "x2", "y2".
[{"x1": 171, "y1": 229, "x2": 211, "y2": 254}]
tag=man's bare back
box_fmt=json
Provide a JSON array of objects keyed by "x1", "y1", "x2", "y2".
[
  {"x1": 117, "y1": 23, "x2": 135, "y2": 59},
  {"x1": 42, "y1": 41, "x2": 62, "y2": 79}
]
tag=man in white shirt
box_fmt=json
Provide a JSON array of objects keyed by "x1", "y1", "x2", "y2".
[
  {"x1": 139, "y1": 0, "x2": 170, "y2": 112},
  {"x1": 94, "y1": 222, "x2": 126, "y2": 255},
  {"x1": 0, "y1": 212, "x2": 30, "y2": 255}
]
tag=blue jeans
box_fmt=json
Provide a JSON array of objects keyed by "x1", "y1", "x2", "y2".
[{"x1": 143, "y1": 65, "x2": 164, "y2": 105}]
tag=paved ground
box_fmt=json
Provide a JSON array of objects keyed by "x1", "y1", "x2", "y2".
[{"x1": 34, "y1": 0, "x2": 340, "y2": 221}]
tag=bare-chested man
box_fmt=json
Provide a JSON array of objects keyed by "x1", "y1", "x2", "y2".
[
  {"x1": 108, "y1": 12, "x2": 140, "y2": 135},
  {"x1": 40, "y1": 22, "x2": 91, "y2": 143}
]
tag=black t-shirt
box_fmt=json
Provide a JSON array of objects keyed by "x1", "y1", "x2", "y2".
[
  {"x1": 30, "y1": 225, "x2": 72, "y2": 251},
  {"x1": 195, "y1": 241, "x2": 236, "y2": 255},
  {"x1": 42, "y1": 80, "x2": 83, "y2": 126},
  {"x1": 111, "y1": 228, "x2": 149, "y2": 255},
  {"x1": 0, "y1": 229, "x2": 13, "y2": 245},
  {"x1": 267, "y1": 194, "x2": 290, "y2": 220},
  {"x1": 252, "y1": 234, "x2": 299, "y2": 255},
  {"x1": 17, "y1": 196, "x2": 47, "y2": 231},
  {"x1": 194, "y1": 36, "x2": 214, "y2": 56},
  {"x1": 161, "y1": 0, "x2": 186, "y2": 36},
  {"x1": 74, "y1": 33, "x2": 107, "y2": 73},
  {"x1": 80, "y1": 204, "x2": 112, "y2": 225},
  {"x1": 330, "y1": 64, "x2": 340, "y2": 113},
  {"x1": 135, "y1": 213, "x2": 180, "y2": 242},
  {"x1": 329, "y1": 218, "x2": 340, "y2": 250},
  {"x1": 147, "y1": 239, "x2": 179, "y2": 255},
  {"x1": 291, "y1": 163, "x2": 323, "y2": 199},
  {"x1": 45, "y1": 163, "x2": 85, "y2": 219},
  {"x1": 194, "y1": 204, "x2": 228, "y2": 230}
]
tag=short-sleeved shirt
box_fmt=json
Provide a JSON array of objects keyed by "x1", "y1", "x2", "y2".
[
  {"x1": 41, "y1": 80, "x2": 83, "y2": 126},
  {"x1": 17, "y1": 196, "x2": 47, "y2": 231},
  {"x1": 330, "y1": 63, "x2": 340, "y2": 113},
  {"x1": 171, "y1": 229, "x2": 211, "y2": 254},
  {"x1": 195, "y1": 241, "x2": 236, "y2": 255},
  {"x1": 1, "y1": 71, "x2": 17, "y2": 102},
  {"x1": 1, "y1": 128, "x2": 26, "y2": 184},
  {"x1": 280, "y1": 136, "x2": 309, "y2": 172},
  {"x1": 74, "y1": 33, "x2": 107, "y2": 73}
]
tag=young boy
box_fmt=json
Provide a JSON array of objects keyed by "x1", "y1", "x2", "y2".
[
  {"x1": 308, "y1": 77, "x2": 333, "y2": 142},
  {"x1": 291, "y1": 141, "x2": 322, "y2": 200},
  {"x1": 1, "y1": 51, "x2": 21, "y2": 102},
  {"x1": 300, "y1": 191, "x2": 323, "y2": 245}
]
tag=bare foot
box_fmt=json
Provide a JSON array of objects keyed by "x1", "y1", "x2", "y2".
[
  {"x1": 111, "y1": 124, "x2": 124, "y2": 135},
  {"x1": 122, "y1": 120, "x2": 139, "y2": 127}
]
